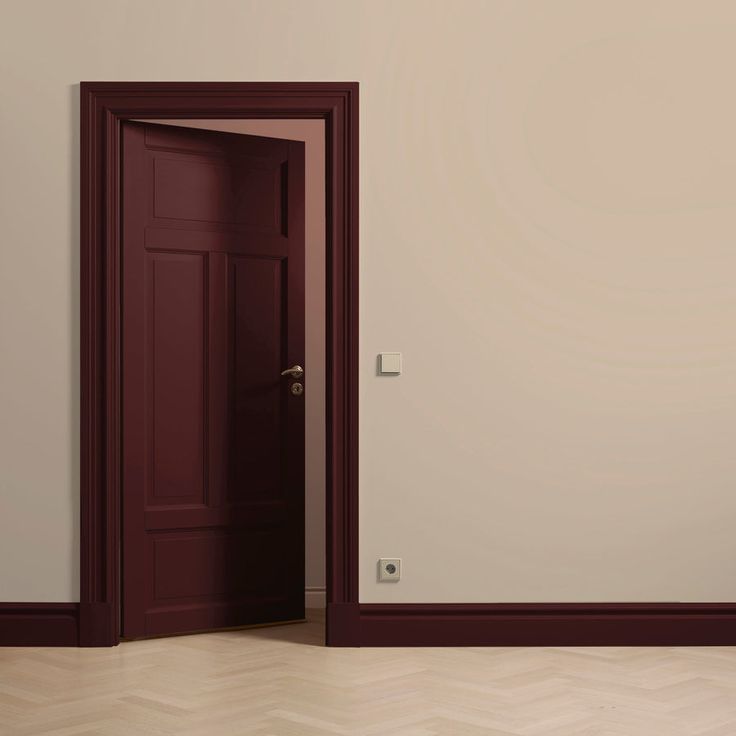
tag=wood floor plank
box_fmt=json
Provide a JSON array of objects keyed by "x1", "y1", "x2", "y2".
[{"x1": 1, "y1": 611, "x2": 736, "y2": 735}]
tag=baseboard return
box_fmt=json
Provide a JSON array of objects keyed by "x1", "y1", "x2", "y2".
[{"x1": 305, "y1": 587, "x2": 326, "y2": 609}]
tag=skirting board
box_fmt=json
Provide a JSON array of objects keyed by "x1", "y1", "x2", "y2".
[
  {"x1": 305, "y1": 587, "x2": 326, "y2": 609},
  {"x1": 5, "y1": 601, "x2": 736, "y2": 647},
  {"x1": 0, "y1": 603, "x2": 79, "y2": 646},
  {"x1": 327, "y1": 603, "x2": 736, "y2": 647},
  {"x1": 0, "y1": 597, "x2": 324, "y2": 647}
]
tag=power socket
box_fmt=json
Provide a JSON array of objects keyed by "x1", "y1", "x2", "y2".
[{"x1": 378, "y1": 558, "x2": 401, "y2": 582}]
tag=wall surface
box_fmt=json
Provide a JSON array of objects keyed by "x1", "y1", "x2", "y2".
[{"x1": 2, "y1": 0, "x2": 736, "y2": 603}]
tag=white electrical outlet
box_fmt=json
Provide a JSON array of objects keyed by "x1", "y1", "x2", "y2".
[{"x1": 378, "y1": 558, "x2": 401, "y2": 582}]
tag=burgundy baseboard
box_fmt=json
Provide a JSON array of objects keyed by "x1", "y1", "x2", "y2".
[
  {"x1": 4, "y1": 601, "x2": 735, "y2": 647},
  {"x1": 0, "y1": 603, "x2": 79, "y2": 646},
  {"x1": 331, "y1": 603, "x2": 736, "y2": 647},
  {"x1": 79, "y1": 602, "x2": 117, "y2": 647},
  {"x1": 326, "y1": 602, "x2": 361, "y2": 646}
]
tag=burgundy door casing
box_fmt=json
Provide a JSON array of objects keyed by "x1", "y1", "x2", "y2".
[
  {"x1": 121, "y1": 122, "x2": 305, "y2": 638},
  {"x1": 80, "y1": 83, "x2": 359, "y2": 647}
]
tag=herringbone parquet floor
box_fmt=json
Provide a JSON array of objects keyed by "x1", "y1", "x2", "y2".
[{"x1": 2, "y1": 610, "x2": 736, "y2": 735}]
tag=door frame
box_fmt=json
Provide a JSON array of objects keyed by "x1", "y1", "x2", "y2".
[{"x1": 80, "y1": 82, "x2": 359, "y2": 646}]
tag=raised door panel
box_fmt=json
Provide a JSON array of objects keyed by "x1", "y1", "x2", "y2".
[
  {"x1": 229, "y1": 256, "x2": 287, "y2": 503},
  {"x1": 153, "y1": 157, "x2": 234, "y2": 224},
  {"x1": 146, "y1": 253, "x2": 207, "y2": 506},
  {"x1": 147, "y1": 125, "x2": 288, "y2": 237},
  {"x1": 151, "y1": 155, "x2": 286, "y2": 234},
  {"x1": 152, "y1": 530, "x2": 286, "y2": 600}
]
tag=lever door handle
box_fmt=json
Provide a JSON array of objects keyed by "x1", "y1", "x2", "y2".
[{"x1": 281, "y1": 364, "x2": 304, "y2": 379}]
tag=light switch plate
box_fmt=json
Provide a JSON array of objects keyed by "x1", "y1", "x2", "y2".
[{"x1": 379, "y1": 352, "x2": 402, "y2": 374}]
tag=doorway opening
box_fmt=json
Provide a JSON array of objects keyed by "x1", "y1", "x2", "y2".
[
  {"x1": 80, "y1": 83, "x2": 359, "y2": 647},
  {"x1": 120, "y1": 119, "x2": 324, "y2": 639}
]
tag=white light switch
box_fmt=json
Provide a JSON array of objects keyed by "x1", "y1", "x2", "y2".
[{"x1": 379, "y1": 352, "x2": 402, "y2": 374}]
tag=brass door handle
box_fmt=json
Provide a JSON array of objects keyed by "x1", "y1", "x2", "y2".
[{"x1": 281, "y1": 365, "x2": 304, "y2": 379}]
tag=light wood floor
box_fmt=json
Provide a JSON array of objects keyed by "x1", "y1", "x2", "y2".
[{"x1": 2, "y1": 610, "x2": 736, "y2": 735}]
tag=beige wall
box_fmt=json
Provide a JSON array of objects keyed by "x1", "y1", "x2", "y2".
[{"x1": 2, "y1": 0, "x2": 736, "y2": 603}]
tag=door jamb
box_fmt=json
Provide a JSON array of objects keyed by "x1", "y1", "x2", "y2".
[{"x1": 80, "y1": 82, "x2": 359, "y2": 646}]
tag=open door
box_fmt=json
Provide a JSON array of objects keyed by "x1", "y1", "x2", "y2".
[{"x1": 121, "y1": 121, "x2": 305, "y2": 638}]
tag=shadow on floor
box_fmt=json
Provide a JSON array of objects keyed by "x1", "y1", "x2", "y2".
[{"x1": 218, "y1": 608, "x2": 325, "y2": 647}]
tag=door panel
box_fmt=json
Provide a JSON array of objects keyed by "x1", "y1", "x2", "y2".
[
  {"x1": 122, "y1": 121, "x2": 305, "y2": 639},
  {"x1": 147, "y1": 252, "x2": 206, "y2": 503},
  {"x1": 230, "y1": 256, "x2": 286, "y2": 501}
]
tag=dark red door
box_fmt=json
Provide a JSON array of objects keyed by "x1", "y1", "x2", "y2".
[{"x1": 121, "y1": 122, "x2": 305, "y2": 638}]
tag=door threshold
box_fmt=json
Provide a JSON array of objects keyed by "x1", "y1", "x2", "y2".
[{"x1": 121, "y1": 617, "x2": 308, "y2": 642}]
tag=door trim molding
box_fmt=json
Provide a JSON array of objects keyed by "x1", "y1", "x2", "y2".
[
  {"x1": 80, "y1": 82, "x2": 359, "y2": 646},
  {"x1": 336, "y1": 603, "x2": 736, "y2": 646}
]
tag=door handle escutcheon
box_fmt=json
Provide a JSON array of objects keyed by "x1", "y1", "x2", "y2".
[{"x1": 281, "y1": 365, "x2": 304, "y2": 379}]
